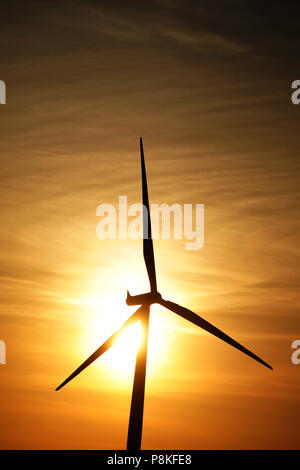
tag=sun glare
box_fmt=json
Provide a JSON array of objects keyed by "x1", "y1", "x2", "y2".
[
  {"x1": 68, "y1": 282, "x2": 171, "y2": 385},
  {"x1": 104, "y1": 320, "x2": 143, "y2": 375}
]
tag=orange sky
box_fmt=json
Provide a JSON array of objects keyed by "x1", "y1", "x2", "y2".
[{"x1": 0, "y1": 1, "x2": 300, "y2": 449}]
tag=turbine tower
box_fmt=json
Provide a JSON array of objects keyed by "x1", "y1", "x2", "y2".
[{"x1": 56, "y1": 137, "x2": 272, "y2": 450}]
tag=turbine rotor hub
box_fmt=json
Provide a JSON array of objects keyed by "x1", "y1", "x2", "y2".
[{"x1": 126, "y1": 290, "x2": 162, "y2": 306}]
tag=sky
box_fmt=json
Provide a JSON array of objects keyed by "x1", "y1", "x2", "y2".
[{"x1": 0, "y1": 0, "x2": 300, "y2": 449}]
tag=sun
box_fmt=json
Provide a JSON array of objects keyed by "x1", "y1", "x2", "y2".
[
  {"x1": 103, "y1": 320, "x2": 143, "y2": 375},
  {"x1": 67, "y1": 273, "x2": 171, "y2": 385}
]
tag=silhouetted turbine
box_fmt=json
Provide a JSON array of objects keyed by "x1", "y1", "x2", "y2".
[{"x1": 56, "y1": 137, "x2": 272, "y2": 450}]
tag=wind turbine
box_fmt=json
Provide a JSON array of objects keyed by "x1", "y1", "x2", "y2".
[{"x1": 56, "y1": 137, "x2": 272, "y2": 450}]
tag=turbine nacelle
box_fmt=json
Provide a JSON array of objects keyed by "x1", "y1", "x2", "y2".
[{"x1": 126, "y1": 290, "x2": 162, "y2": 306}]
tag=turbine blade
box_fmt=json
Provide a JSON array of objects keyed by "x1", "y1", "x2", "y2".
[
  {"x1": 159, "y1": 299, "x2": 273, "y2": 370},
  {"x1": 55, "y1": 305, "x2": 145, "y2": 391},
  {"x1": 140, "y1": 137, "x2": 157, "y2": 292}
]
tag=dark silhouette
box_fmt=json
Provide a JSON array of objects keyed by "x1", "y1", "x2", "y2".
[{"x1": 56, "y1": 137, "x2": 272, "y2": 450}]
